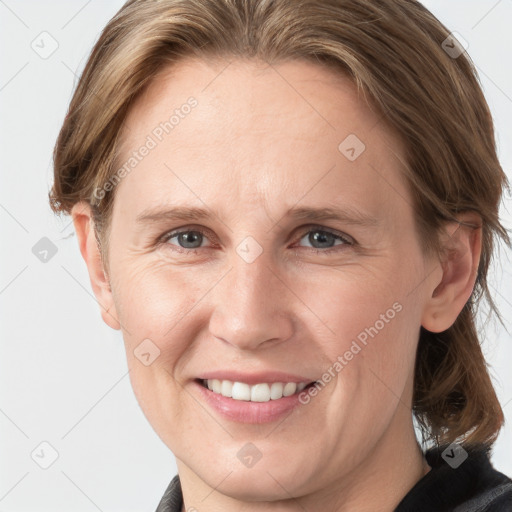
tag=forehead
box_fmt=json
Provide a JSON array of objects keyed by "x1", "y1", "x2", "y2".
[{"x1": 114, "y1": 57, "x2": 410, "y2": 223}]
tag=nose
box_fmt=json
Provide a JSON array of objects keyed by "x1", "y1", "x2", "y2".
[{"x1": 208, "y1": 250, "x2": 295, "y2": 351}]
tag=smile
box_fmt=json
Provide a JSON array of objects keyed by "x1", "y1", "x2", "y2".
[
  {"x1": 194, "y1": 378, "x2": 320, "y2": 423},
  {"x1": 201, "y1": 378, "x2": 316, "y2": 402}
]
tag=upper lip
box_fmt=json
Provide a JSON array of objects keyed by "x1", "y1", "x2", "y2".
[{"x1": 196, "y1": 371, "x2": 317, "y2": 385}]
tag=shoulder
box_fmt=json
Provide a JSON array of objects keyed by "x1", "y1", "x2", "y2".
[{"x1": 395, "y1": 444, "x2": 512, "y2": 512}]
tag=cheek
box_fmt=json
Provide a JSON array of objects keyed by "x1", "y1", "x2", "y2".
[
  {"x1": 109, "y1": 258, "x2": 207, "y2": 413},
  {"x1": 313, "y1": 267, "x2": 411, "y2": 343},
  {"x1": 111, "y1": 261, "x2": 206, "y2": 436},
  {"x1": 112, "y1": 258, "x2": 203, "y2": 337},
  {"x1": 315, "y1": 260, "x2": 423, "y2": 395}
]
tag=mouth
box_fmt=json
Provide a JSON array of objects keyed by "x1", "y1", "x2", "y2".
[{"x1": 196, "y1": 378, "x2": 319, "y2": 403}]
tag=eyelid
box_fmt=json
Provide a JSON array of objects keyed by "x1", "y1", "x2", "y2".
[{"x1": 295, "y1": 224, "x2": 355, "y2": 245}]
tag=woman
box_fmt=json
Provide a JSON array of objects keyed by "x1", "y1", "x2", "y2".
[{"x1": 49, "y1": 0, "x2": 512, "y2": 510}]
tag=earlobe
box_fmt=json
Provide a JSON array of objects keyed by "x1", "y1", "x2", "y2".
[
  {"x1": 71, "y1": 201, "x2": 121, "y2": 331},
  {"x1": 421, "y1": 212, "x2": 482, "y2": 333}
]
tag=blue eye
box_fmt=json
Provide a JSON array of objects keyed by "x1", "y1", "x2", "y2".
[
  {"x1": 163, "y1": 229, "x2": 209, "y2": 250},
  {"x1": 159, "y1": 225, "x2": 353, "y2": 254},
  {"x1": 297, "y1": 228, "x2": 352, "y2": 251}
]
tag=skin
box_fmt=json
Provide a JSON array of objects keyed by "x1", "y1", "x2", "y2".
[{"x1": 72, "y1": 57, "x2": 482, "y2": 511}]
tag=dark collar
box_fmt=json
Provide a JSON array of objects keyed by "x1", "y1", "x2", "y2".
[
  {"x1": 395, "y1": 444, "x2": 512, "y2": 511},
  {"x1": 155, "y1": 474, "x2": 182, "y2": 512}
]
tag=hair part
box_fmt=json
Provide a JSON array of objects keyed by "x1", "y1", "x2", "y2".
[{"x1": 50, "y1": 0, "x2": 510, "y2": 448}]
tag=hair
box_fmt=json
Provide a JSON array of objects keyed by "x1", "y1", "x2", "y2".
[{"x1": 50, "y1": 0, "x2": 510, "y2": 449}]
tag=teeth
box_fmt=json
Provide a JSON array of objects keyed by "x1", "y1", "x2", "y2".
[
  {"x1": 251, "y1": 383, "x2": 270, "y2": 402},
  {"x1": 270, "y1": 382, "x2": 284, "y2": 400},
  {"x1": 221, "y1": 380, "x2": 232, "y2": 397},
  {"x1": 283, "y1": 382, "x2": 296, "y2": 397},
  {"x1": 232, "y1": 382, "x2": 251, "y2": 401},
  {"x1": 212, "y1": 379, "x2": 221, "y2": 393},
  {"x1": 203, "y1": 379, "x2": 311, "y2": 402}
]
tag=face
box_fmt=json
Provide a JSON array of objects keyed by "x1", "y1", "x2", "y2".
[{"x1": 97, "y1": 57, "x2": 438, "y2": 501}]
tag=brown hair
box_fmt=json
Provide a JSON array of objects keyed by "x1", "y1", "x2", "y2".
[{"x1": 49, "y1": 0, "x2": 510, "y2": 448}]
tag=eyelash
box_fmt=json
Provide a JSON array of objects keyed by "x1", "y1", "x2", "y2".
[{"x1": 157, "y1": 225, "x2": 354, "y2": 255}]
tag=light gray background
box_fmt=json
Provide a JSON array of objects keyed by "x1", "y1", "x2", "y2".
[{"x1": 1, "y1": 1, "x2": 511, "y2": 510}]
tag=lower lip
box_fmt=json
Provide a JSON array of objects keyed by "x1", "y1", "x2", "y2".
[{"x1": 193, "y1": 380, "x2": 313, "y2": 424}]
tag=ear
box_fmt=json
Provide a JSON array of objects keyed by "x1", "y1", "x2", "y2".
[
  {"x1": 421, "y1": 212, "x2": 482, "y2": 333},
  {"x1": 71, "y1": 201, "x2": 121, "y2": 330}
]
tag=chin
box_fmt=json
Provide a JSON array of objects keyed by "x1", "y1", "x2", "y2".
[
  {"x1": 216, "y1": 474, "x2": 304, "y2": 502},
  {"x1": 201, "y1": 458, "x2": 315, "y2": 502}
]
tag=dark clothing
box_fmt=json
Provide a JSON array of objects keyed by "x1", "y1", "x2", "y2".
[
  {"x1": 156, "y1": 445, "x2": 512, "y2": 511},
  {"x1": 155, "y1": 473, "x2": 183, "y2": 512},
  {"x1": 395, "y1": 445, "x2": 512, "y2": 511}
]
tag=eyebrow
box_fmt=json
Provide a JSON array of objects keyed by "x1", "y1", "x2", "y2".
[{"x1": 135, "y1": 205, "x2": 379, "y2": 227}]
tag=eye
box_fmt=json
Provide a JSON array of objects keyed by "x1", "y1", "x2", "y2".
[
  {"x1": 158, "y1": 225, "x2": 354, "y2": 254},
  {"x1": 295, "y1": 226, "x2": 354, "y2": 252},
  {"x1": 161, "y1": 228, "x2": 211, "y2": 250}
]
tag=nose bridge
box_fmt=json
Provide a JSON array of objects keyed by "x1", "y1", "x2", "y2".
[{"x1": 209, "y1": 247, "x2": 294, "y2": 350}]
